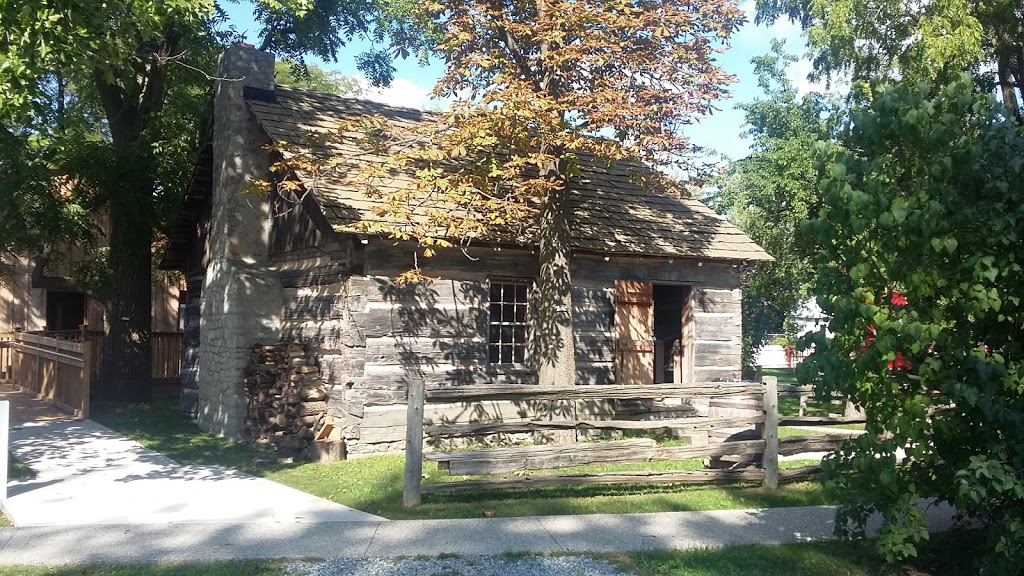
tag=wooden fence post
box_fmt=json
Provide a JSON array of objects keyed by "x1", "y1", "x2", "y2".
[
  {"x1": 762, "y1": 375, "x2": 779, "y2": 490},
  {"x1": 1, "y1": 400, "x2": 8, "y2": 504},
  {"x1": 403, "y1": 378, "x2": 425, "y2": 507}
]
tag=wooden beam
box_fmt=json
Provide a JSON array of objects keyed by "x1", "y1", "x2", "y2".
[
  {"x1": 423, "y1": 415, "x2": 765, "y2": 438},
  {"x1": 778, "y1": 434, "x2": 854, "y2": 456},
  {"x1": 779, "y1": 416, "x2": 867, "y2": 425},
  {"x1": 762, "y1": 375, "x2": 779, "y2": 490},
  {"x1": 424, "y1": 382, "x2": 763, "y2": 402},
  {"x1": 425, "y1": 438, "x2": 768, "y2": 476},
  {"x1": 778, "y1": 465, "x2": 822, "y2": 482},
  {"x1": 427, "y1": 439, "x2": 656, "y2": 476},
  {"x1": 403, "y1": 378, "x2": 424, "y2": 507},
  {"x1": 421, "y1": 468, "x2": 765, "y2": 493}
]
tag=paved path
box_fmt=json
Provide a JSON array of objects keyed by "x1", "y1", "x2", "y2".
[
  {"x1": 0, "y1": 386, "x2": 957, "y2": 566},
  {"x1": 2, "y1": 389, "x2": 381, "y2": 526},
  {"x1": 0, "y1": 502, "x2": 958, "y2": 565}
]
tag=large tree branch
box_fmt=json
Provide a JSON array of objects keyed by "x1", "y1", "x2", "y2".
[
  {"x1": 496, "y1": 24, "x2": 543, "y2": 93},
  {"x1": 92, "y1": 67, "x2": 133, "y2": 143}
]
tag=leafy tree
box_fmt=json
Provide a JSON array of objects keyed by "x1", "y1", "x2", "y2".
[
  {"x1": 0, "y1": 1, "x2": 412, "y2": 401},
  {"x1": 754, "y1": 0, "x2": 1024, "y2": 116},
  {"x1": 275, "y1": 59, "x2": 363, "y2": 95},
  {"x1": 289, "y1": 0, "x2": 745, "y2": 386},
  {"x1": 801, "y1": 76, "x2": 1024, "y2": 570},
  {"x1": 709, "y1": 40, "x2": 836, "y2": 369}
]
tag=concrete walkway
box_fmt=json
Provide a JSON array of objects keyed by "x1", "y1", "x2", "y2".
[
  {"x1": 0, "y1": 386, "x2": 957, "y2": 566},
  {"x1": 0, "y1": 502, "x2": 959, "y2": 565},
  {"x1": 2, "y1": 392, "x2": 381, "y2": 525}
]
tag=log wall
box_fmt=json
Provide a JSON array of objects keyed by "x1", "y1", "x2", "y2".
[{"x1": 276, "y1": 242, "x2": 745, "y2": 456}]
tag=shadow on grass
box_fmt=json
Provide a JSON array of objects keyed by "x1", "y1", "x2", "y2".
[{"x1": 92, "y1": 398, "x2": 835, "y2": 521}]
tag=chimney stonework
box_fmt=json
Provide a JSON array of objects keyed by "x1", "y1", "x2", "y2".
[{"x1": 196, "y1": 45, "x2": 282, "y2": 438}]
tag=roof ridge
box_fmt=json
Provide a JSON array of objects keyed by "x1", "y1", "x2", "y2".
[{"x1": 271, "y1": 84, "x2": 434, "y2": 115}]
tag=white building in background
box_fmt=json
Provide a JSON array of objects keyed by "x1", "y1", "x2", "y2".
[{"x1": 754, "y1": 299, "x2": 830, "y2": 368}]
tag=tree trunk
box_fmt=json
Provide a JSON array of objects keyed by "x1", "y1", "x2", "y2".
[
  {"x1": 535, "y1": 163, "x2": 576, "y2": 388},
  {"x1": 997, "y1": 50, "x2": 1021, "y2": 120},
  {"x1": 96, "y1": 158, "x2": 154, "y2": 402}
]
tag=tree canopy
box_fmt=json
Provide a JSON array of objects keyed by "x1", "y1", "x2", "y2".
[
  {"x1": 0, "y1": 0, "x2": 415, "y2": 400},
  {"x1": 709, "y1": 40, "x2": 836, "y2": 368},
  {"x1": 754, "y1": 0, "x2": 1024, "y2": 115}
]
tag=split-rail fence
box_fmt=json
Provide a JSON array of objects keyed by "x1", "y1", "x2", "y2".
[{"x1": 402, "y1": 377, "x2": 866, "y2": 506}]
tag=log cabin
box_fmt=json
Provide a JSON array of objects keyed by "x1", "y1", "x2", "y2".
[{"x1": 160, "y1": 45, "x2": 772, "y2": 456}]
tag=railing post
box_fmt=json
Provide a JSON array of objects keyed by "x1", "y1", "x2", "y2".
[
  {"x1": 762, "y1": 375, "x2": 779, "y2": 490},
  {"x1": 80, "y1": 339, "x2": 92, "y2": 419},
  {"x1": 403, "y1": 377, "x2": 424, "y2": 507},
  {"x1": 1, "y1": 400, "x2": 9, "y2": 504}
]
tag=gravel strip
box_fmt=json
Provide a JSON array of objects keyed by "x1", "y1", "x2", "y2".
[{"x1": 285, "y1": 554, "x2": 632, "y2": 576}]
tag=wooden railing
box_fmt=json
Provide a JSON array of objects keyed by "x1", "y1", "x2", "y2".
[
  {"x1": 400, "y1": 377, "x2": 841, "y2": 506},
  {"x1": 10, "y1": 332, "x2": 91, "y2": 418},
  {"x1": 0, "y1": 333, "x2": 13, "y2": 382},
  {"x1": 83, "y1": 331, "x2": 182, "y2": 389},
  {"x1": 26, "y1": 328, "x2": 184, "y2": 393}
]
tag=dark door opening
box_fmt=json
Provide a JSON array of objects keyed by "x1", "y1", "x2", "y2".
[
  {"x1": 46, "y1": 291, "x2": 86, "y2": 331},
  {"x1": 653, "y1": 284, "x2": 693, "y2": 384}
]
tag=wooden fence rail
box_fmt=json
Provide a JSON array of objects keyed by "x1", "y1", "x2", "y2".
[
  {"x1": 403, "y1": 377, "x2": 798, "y2": 507},
  {"x1": 11, "y1": 332, "x2": 91, "y2": 418},
  {"x1": 27, "y1": 328, "x2": 183, "y2": 394}
]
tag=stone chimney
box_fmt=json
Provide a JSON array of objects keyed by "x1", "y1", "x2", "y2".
[{"x1": 196, "y1": 45, "x2": 282, "y2": 439}]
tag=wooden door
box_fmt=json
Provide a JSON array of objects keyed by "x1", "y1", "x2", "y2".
[{"x1": 614, "y1": 280, "x2": 654, "y2": 385}]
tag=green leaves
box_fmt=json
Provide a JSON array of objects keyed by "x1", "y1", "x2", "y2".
[
  {"x1": 930, "y1": 237, "x2": 957, "y2": 254},
  {"x1": 803, "y1": 76, "x2": 1024, "y2": 569}
]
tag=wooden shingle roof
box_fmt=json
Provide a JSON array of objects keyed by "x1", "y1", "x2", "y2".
[{"x1": 247, "y1": 85, "x2": 772, "y2": 262}]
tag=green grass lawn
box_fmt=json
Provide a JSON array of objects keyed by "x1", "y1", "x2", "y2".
[
  {"x1": 761, "y1": 367, "x2": 799, "y2": 386},
  {"x1": 92, "y1": 400, "x2": 837, "y2": 520},
  {"x1": 1, "y1": 452, "x2": 35, "y2": 527},
  {"x1": 615, "y1": 530, "x2": 979, "y2": 575},
  {"x1": 9, "y1": 452, "x2": 34, "y2": 480}
]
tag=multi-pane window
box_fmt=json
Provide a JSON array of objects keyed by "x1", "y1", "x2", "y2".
[{"x1": 488, "y1": 282, "x2": 528, "y2": 364}]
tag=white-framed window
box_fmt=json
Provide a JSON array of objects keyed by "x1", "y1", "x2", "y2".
[{"x1": 488, "y1": 281, "x2": 528, "y2": 364}]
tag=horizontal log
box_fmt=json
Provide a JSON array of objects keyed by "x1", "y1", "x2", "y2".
[
  {"x1": 424, "y1": 415, "x2": 764, "y2": 438},
  {"x1": 429, "y1": 439, "x2": 657, "y2": 475},
  {"x1": 779, "y1": 465, "x2": 822, "y2": 482},
  {"x1": 424, "y1": 382, "x2": 763, "y2": 402},
  {"x1": 426, "y1": 438, "x2": 768, "y2": 476},
  {"x1": 421, "y1": 468, "x2": 765, "y2": 493},
  {"x1": 707, "y1": 398, "x2": 762, "y2": 411},
  {"x1": 778, "y1": 434, "x2": 856, "y2": 456},
  {"x1": 779, "y1": 416, "x2": 867, "y2": 425}
]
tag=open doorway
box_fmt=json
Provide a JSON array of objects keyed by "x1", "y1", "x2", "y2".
[
  {"x1": 653, "y1": 284, "x2": 693, "y2": 384},
  {"x1": 614, "y1": 280, "x2": 694, "y2": 386},
  {"x1": 46, "y1": 291, "x2": 86, "y2": 331}
]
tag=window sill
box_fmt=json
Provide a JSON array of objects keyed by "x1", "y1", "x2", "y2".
[{"x1": 489, "y1": 363, "x2": 533, "y2": 375}]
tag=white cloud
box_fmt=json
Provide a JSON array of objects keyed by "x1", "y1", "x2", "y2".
[{"x1": 355, "y1": 76, "x2": 442, "y2": 110}]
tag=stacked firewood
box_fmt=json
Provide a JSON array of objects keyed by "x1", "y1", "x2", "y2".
[{"x1": 244, "y1": 342, "x2": 330, "y2": 452}]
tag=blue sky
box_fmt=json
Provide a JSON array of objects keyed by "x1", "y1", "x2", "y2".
[{"x1": 221, "y1": 1, "x2": 813, "y2": 161}]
